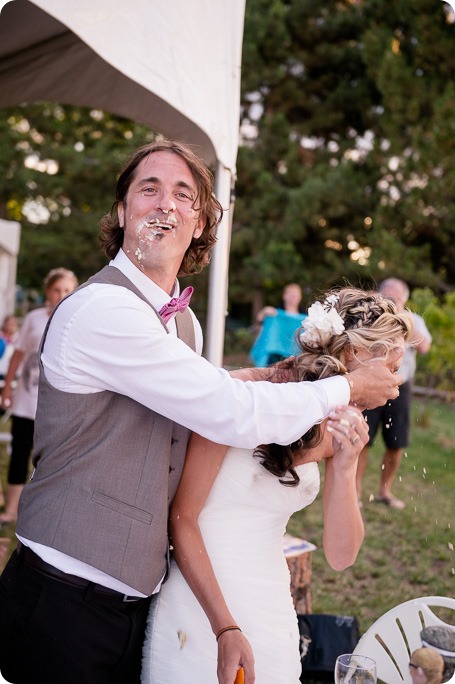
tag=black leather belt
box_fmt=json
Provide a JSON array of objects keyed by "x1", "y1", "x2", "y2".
[{"x1": 19, "y1": 545, "x2": 145, "y2": 603}]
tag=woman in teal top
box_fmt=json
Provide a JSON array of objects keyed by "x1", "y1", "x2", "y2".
[{"x1": 250, "y1": 283, "x2": 306, "y2": 366}]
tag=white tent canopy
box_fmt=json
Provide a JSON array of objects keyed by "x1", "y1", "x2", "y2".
[{"x1": 0, "y1": 0, "x2": 246, "y2": 364}]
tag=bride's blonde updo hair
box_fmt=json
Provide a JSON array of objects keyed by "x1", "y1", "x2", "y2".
[{"x1": 255, "y1": 286, "x2": 415, "y2": 485}]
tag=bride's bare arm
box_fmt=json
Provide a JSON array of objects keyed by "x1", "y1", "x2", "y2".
[
  {"x1": 322, "y1": 407, "x2": 367, "y2": 570},
  {"x1": 170, "y1": 433, "x2": 255, "y2": 684}
]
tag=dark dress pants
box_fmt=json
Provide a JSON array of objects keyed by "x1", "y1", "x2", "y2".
[{"x1": 0, "y1": 549, "x2": 155, "y2": 684}]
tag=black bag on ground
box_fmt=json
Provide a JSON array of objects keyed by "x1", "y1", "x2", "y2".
[{"x1": 299, "y1": 613, "x2": 360, "y2": 681}]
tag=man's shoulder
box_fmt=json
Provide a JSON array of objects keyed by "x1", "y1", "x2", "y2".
[
  {"x1": 64, "y1": 280, "x2": 149, "y2": 308},
  {"x1": 52, "y1": 281, "x2": 154, "y2": 331},
  {"x1": 411, "y1": 311, "x2": 431, "y2": 333}
]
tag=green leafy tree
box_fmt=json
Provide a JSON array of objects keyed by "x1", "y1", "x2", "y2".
[
  {"x1": 362, "y1": 0, "x2": 455, "y2": 290},
  {"x1": 0, "y1": 103, "x2": 154, "y2": 289},
  {"x1": 231, "y1": 0, "x2": 455, "y2": 323},
  {"x1": 410, "y1": 288, "x2": 455, "y2": 390}
]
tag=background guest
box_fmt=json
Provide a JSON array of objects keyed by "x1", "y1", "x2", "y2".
[
  {"x1": 250, "y1": 283, "x2": 306, "y2": 366},
  {"x1": 356, "y1": 277, "x2": 431, "y2": 510}
]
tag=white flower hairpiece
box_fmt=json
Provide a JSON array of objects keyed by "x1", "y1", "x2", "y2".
[{"x1": 299, "y1": 294, "x2": 345, "y2": 348}]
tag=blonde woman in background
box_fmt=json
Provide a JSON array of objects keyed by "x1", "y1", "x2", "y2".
[{"x1": 0, "y1": 268, "x2": 78, "y2": 526}]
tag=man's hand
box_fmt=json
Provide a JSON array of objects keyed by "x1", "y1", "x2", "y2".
[{"x1": 346, "y1": 361, "x2": 402, "y2": 410}]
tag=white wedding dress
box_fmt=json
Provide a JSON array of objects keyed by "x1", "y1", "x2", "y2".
[{"x1": 141, "y1": 447, "x2": 320, "y2": 684}]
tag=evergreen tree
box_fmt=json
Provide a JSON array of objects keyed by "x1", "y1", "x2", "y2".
[
  {"x1": 362, "y1": 0, "x2": 455, "y2": 290},
  {"x1": 232, "y1": 0, "x2": 455, "y2": 321}
]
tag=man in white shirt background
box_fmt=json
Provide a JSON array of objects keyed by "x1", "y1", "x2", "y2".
[
  {"x1": 0, "y1": 140, "x2": 402, "y2": 684},
  {"x1": 356, "y1": 277, "x2": 432, "y2": 510}
]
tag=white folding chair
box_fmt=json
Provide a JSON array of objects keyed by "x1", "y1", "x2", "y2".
[{"x1": 353, "y1": 595, "x2": 455, "y2": 683}]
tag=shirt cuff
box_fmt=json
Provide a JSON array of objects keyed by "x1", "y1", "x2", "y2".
[{"x1": 317, "y1": 374, "x2": 350, "y2": 408}]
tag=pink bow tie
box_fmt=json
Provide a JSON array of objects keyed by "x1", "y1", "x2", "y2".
[{"x1": 158, "y1": 286, "x2": 194, "y2": 323}]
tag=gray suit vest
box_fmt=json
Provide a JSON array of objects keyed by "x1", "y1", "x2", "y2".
[{"x1": 16, "y1": 266, "x2": 195, "y2": 594}]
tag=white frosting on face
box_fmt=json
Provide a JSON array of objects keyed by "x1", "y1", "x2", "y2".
[
  {"x1": 145, "y1": 215, "x2": 177, "y2": 227},
  {"x1": 143, "y1": 218, "x2": 177, "y2": 238},
  {"x1": 132, "y1": 217, "x2": 178, "y2": 267},
  {"x1": 162, "y1": 201, "x2": 176, "y2": 214}
]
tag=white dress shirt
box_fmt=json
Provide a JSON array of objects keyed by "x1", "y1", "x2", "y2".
[
  {"x1": 20, "y1": 249, "x2": 350, "y2": 595},
  {"x1": 42, "y1": 249, "x2": 349, "y2": 447}
]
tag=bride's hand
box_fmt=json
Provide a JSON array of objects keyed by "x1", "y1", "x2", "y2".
[
  {"x1": 216, "y1": 629, "x2": 255, "y2": 684},
  {"x1": 327, "y1": 406, "x2": 369, "y2": 468}
]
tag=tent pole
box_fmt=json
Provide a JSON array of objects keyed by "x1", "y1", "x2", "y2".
[
  {"x1": 0, "y1": 219, "x2": 21, "y2": 326},
  {"x1": 205, "y1": 164, "x2": 233, "y2": 366}
]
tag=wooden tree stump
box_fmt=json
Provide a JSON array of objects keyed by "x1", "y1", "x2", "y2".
[{"x1": 284, "y1": 534, "x2": 316, "y2": 615}]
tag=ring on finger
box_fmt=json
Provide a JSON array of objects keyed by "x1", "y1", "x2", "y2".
[{"x1": 352, "y1": 434, "x2": 360, "y2": 445}]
